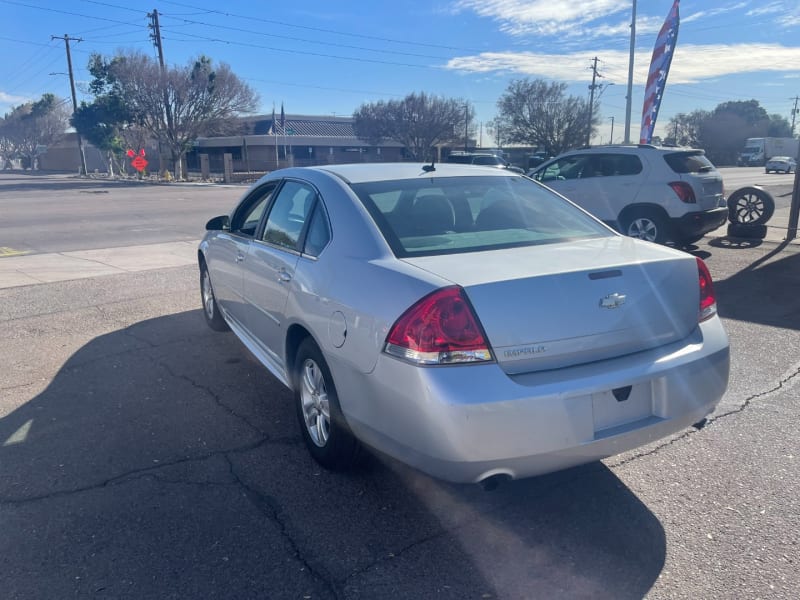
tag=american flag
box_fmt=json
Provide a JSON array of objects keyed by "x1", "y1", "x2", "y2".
[{"x1": 640, "y1": 0, "x2": 680, "y2": 144}]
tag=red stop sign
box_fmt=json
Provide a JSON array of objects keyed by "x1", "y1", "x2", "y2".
[{"x1": 131, "y1": 155, "x2": 148, "y2": 172}]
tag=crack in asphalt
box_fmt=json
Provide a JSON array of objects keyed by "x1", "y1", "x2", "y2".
[
  {"x1": 223, "y1": 454, "x2": 343, "y2": 600},
  {"x1": 608, "y1": 363, "x2": 800, "y2": 469},
  {"x1": 0, "y1": 381, "x2": 42, "y2": 393},
  {"x1": 151, "y1": 354, "x2": 268, "y2": 436},
  {"x1": 0, "y1": 438, "x2": 269, "y2": 506}
]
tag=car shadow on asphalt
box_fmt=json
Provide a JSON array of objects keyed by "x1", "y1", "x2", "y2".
[{"x1": 0, "y1": 310, "x2": 666, "y2": 599}]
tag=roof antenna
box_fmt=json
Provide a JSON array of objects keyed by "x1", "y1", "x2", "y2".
[{"x1": 422, "y1": 154, "x2": 436, "y2": 173}]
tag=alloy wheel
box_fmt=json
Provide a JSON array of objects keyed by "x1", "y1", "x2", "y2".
[{"x1": 300, "y1": 358, "x2": 330, "y2": 447}]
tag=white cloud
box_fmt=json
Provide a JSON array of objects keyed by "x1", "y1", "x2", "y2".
[
  {"x1": 0, "y1": 92, "x2": 30, "y2": 106},
  {"x1": 444, "y1": 44, "x2": 800, "y2": 85},
  {"x1": 454, "y1": 0, "x2": 629, "y2": 36},
  {"x1": 746, "y1": 1, "x2": 785, "y2": 17},
  {"x1": 683, "y1": 3, "x2": 748, "y2": 24}
]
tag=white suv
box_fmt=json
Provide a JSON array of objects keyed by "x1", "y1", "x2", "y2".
[{"x1": 529, "y1": 145, "x2": 727, "y2": 245}]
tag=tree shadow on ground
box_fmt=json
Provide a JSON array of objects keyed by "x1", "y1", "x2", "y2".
[{"x1": 0, "y1": 311, "x2": 666, "y2": 599}]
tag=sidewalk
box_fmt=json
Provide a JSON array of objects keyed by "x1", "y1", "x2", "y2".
[
  {"x1": 713, "y1": 204, "x2": 800, "y2": 245},
  {"x1": 0, "y1": 207, "x2": 797, "y2": 291},
  {"x1": 0, "y1": 240, "x2": 199, "y2": 289}
]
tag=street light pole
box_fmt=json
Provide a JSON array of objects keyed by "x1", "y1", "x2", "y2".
[
  {"x1": 609, "y1": 117, "x2": 615, "y2": 144},
  {"x1": 624, "y1": 0, "x2": 637, "y2": 144},
  {"x1": 464, "y1": 104, "x2": 469, "y2": 152}
]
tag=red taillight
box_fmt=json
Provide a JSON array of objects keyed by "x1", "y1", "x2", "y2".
[
  {"x1": 697, "y1": 258, "x2": 717, "y2": 321},
  {"x1": 384, "y1": 286, "x2": 493, "y2": 365},
  {"x1": 669, "y1": 181, "x2": 696, "y2": 203}
]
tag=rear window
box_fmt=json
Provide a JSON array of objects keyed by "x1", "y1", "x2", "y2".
[
  {"x1": 471, "y1": 155, "x2": 504, "y2": 166},
  {"x1": 351, "y1": 176, "x2": 612, "y2": 258},
  {"x1": 664, "y1": 151, "x2": 715, "y2": 174},
  {"x1": 446, "y1": 154, "x2": 472, "y2": 164}
]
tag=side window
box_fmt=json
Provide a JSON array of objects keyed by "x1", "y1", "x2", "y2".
[
  {"x1": 303, "y1": 203, "x2": 331, "y2": 257},
  {"x1": 231, "y1": 184, "x2": 276, "y2": 237},
  {"x1": 262, "y1": 180, "x2": 316, "y2": 251},
  {"x1": 617, "y1": 155, "x2": 643, "y2": 175},
  {"x1": 537, "y1": 156, "x2": 586, "y2": 181},
  {"x1": 585, "y1": 155, "x2": 616, "y2": 178}
]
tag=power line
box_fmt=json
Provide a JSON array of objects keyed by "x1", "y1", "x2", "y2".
[
  {"x1": 160, "y1": 30, "x2": 440, "y2": 70},
  {"x1": 158, "y1": 0, "x2": 487, "y2": 53},
  {"x1": 0, "y1": 0, "x2": 149, "y2": 30},
  {"x1": 158, "y1": 14, "x2": 452, "y2": 61}
]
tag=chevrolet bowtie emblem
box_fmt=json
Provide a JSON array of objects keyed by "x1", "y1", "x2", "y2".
[{"x1": 600, "y1": 293, "x2": 627, "y2": 309}]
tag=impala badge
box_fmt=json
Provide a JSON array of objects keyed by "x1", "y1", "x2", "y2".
[{"x1": 600, "y1": 293, "x2": 627, "y2": 309}]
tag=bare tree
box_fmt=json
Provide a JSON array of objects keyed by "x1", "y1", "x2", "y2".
[
  {"x1": 0, "y1": 94, "x2": 69, "y2": 168},
  {"x1": 353, "y1": 92, "x2": 472, "y2": 160},
  {"x1": 494, "y1": 79, "x2": 595, "y2": 156},
  {"x1": 91, "y1": 51, "x2": 259, "y2": 179},
  {"x1": 665, "y1": 110, "x2": 709, "y2": 147}
]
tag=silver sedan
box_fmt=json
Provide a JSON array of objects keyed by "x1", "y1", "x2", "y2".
[
  {"x1": 198, "y1": 163, "x2": 729, "y2": 486},
  {"x1": 765, "y1": 156, "x2": 796, "y2": 173}
]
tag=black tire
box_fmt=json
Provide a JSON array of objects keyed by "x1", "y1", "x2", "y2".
[
  {"x1": 200, "y1": 262, "x2": 229, "y2": 332},
  {"x1": 620, "y1": 209, "x2": 669, "y2": 244},
  {"x1": 727, "y1": 186, "x2": 775, "y2": 225},
  {"x1": 294, "y1": 338, "x2": 361, "y2": 471},
  {"x1": 727, "y1": 222, "x2": 767, "y2": 239}
]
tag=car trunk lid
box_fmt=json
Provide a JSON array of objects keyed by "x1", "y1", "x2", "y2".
[{"x1": 401, "y1": 237, "x2": 699, "y2": 374}]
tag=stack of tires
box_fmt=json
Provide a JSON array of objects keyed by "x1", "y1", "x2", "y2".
[{"x1": 726, "y1": 186, "x2": 775, "y2": 239}]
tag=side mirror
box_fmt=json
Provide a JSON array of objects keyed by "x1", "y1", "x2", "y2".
[{"x1": 205, "y1": 215, "x2": 230, "y2": 231}]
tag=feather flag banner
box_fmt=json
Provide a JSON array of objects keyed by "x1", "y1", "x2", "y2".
[{"x1": 640, "y1": 0, "x2": 680, "y2": 144}]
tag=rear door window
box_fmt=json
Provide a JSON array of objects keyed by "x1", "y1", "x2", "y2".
[{"x1": 262, "y1": 180, "x2": 316, "y2": 251}]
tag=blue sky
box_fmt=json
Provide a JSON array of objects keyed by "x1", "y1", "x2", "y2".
[{"x1": 2, "y1": 0, "x2": 799, "y2": 145}]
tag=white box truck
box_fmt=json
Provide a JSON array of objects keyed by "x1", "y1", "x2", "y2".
[{"x1": 738, "y1": 137, "x2": 799, "y2": 166}]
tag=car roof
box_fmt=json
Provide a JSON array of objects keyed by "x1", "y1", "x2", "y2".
[
  {"x1": 557, "y1": 144, "x2": 703, "y2": 155},
  {"x1": 299, "y1": 162, "x2": 517, "y2": 184}
]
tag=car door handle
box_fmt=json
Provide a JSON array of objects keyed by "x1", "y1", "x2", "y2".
[
  {"x1": 277, "y1": 268, "x2": 292, "y2": 283},
  {"x1": 235, "y1": 252, "x2": 245, "y2": 263}
]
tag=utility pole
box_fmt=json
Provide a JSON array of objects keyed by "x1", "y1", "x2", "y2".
[
  {"x1": 148, "y1": 9, "x2": 165, "y2": 69},
  {"x1": 587, "y1": 57, "x2": 600, "y2": 147},
  {"x1": 791, "y1": 96, "x2": 799, "y2": 136},
  {"x1": 624, "y1": 0, "x2": 637, "y2": 144},
  {"x1": 609, "y1": 116, "x2": 615, "y2": 144},
  {"x1": 148, "y1": 9, "x2": 175, "y2": 177},
  {"x1": 464, "y1": 104, "x2": 469, "y2": 152},
  {"x1": 52, "y1": 34, "x2": 87, "y2": 175}
]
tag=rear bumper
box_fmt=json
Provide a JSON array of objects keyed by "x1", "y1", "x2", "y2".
[
  {"x1": 332, "y1": 317, "x2": 730, "y2": 483},
  {"x1": 671, "y1": 207, "x2": 728, "y2": 239}
]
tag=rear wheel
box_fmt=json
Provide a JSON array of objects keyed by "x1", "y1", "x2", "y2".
[
  {"x1": 294, "y1": 338, "x2": 361, "y2": 471},
  {"x1": 620, "y1": 210, "x2": 669, "y2": 244},
  {"x1": 200, "y1": 262, "x2": 229, "y2": 332}
]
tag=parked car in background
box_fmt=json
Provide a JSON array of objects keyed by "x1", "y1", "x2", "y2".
[
  {"x1": 198, "y1": 162, "x2": 729, "y2": 486},
  {"x1": 764, "y1": 156, "x2": 796, "y2": 174},
  {"x1": 446, "y1": 151, "x2": 525, "y2": 173},
  {"x1": 529, "y1": 145, "x2": 728, "y2": 246}
]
